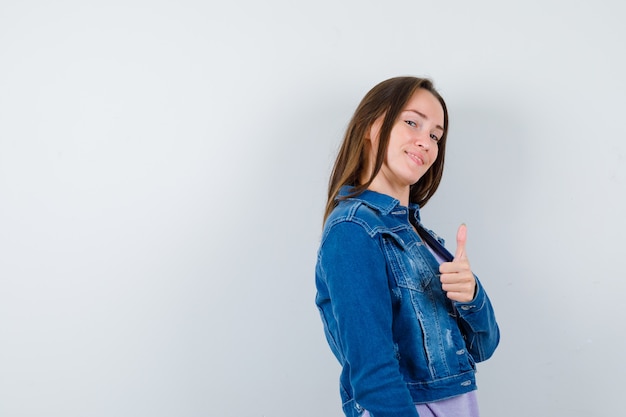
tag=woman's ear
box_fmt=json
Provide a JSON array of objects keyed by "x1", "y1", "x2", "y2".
[
  {"x1": 361, "y1": 117, "x2": 383, "y2": 185},
  {"x1": 367, "y1": 117, "x2": 383, "y2": 143}
]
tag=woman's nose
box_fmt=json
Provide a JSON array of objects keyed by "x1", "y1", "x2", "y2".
[{"x1": 414, "y1": 131, "x2": 431, "y2": 149}]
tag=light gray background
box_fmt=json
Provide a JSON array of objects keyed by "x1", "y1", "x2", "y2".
[{"x1": 1, "y1": 1, "x2": 624, "y2": 416}]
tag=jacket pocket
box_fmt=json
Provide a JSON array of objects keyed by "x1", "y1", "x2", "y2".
[{"x1": 382, "y1": 234, "x2": 435, "y2": 292}]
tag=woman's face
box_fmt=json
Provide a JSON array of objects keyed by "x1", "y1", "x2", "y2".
[{"x1": 365, "y1": 88, "x2": 445, "y2": 203}]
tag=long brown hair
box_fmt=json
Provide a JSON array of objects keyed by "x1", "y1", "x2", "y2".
[{"x1": 323, "y1": 76, "x2": 449, "y2": 223}]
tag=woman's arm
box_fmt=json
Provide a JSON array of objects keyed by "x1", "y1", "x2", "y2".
[
  {"x1": 437, "y1": 225, "x2": 500, "y2": 361},
  {"x1": 317, "y1": 220, "x2": 419, "y2": 417},
  {"x1": 454, "y1": 278, "x2": 500, "y2": 362}
]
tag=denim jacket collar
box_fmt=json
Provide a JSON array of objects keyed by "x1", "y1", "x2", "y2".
[{"x1": 338, "y1": 185, "x2": 422, "y2": 223}]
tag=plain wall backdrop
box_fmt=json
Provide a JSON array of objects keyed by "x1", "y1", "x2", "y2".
[{"x1": 1, "y1": 1, "x2": 625, "y2": 416}]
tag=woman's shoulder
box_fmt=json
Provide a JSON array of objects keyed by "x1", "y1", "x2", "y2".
[{"x1": 324, "y1": 198, "x2": 397, "y2": 242}]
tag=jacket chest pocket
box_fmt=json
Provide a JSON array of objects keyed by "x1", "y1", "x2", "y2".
[{"x1": 382, "y1": 234, "x2": 437, "y2": 293}]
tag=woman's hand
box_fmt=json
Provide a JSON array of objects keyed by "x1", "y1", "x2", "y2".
[{"x1": 439, "y1": 224, "x2": 476, "y2": 303}]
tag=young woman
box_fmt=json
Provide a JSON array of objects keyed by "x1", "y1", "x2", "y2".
[{"x1": 315, "y1": 76, "x2": 500, "y2": 417}]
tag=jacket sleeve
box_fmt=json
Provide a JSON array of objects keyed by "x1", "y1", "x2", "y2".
[
  {"x1": 453, "y1": 277, "x2": 500, "y2": 362},
  {"x1": 318, "y1": 221, "x2": 419, "y2": 417}
]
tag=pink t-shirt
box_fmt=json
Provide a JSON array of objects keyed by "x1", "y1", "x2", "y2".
[{"x1": 361, "y1": 390, "x2": 479, "y2": 417}]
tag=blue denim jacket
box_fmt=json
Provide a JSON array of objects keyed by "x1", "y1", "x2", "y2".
[{"x1": 315, "y1": 187, "x2": 500, "y2": 417}]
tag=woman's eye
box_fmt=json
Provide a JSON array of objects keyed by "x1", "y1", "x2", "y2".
[
  {"x1": 430, "y1": 133, "x2": 440, "y2": 143},
  {"x1": 405, "y1": 120, "x2": 417, "y2": 128}
]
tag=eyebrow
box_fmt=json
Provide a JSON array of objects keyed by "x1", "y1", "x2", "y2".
[{"x1": 404, "y1": 109, "x2": 444, "y2": 132}]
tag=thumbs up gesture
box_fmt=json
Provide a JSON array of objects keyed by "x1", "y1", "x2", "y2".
[{"x1": 439, "y1": 224, "x2": 477, "y2": 303}]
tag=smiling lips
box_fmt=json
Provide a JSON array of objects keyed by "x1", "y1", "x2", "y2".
[{"x1": 406, "y1": 151, "x2": 425, "y2": 166}]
